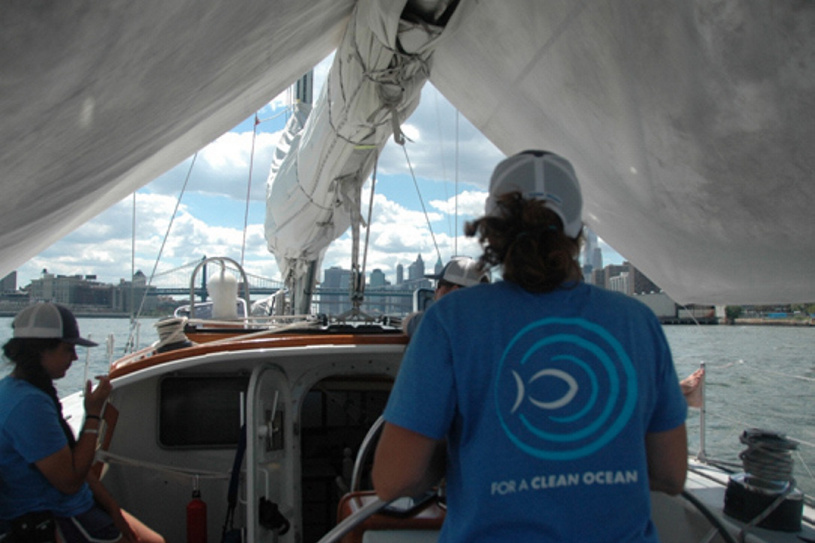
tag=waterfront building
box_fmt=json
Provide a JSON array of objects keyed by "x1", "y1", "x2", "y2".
[
  {"x1": 113, "y1": 271, "x2": 158, "y2": 315},
  {"x1": 29, "y1": 270, "x2": 113, "y2": 307},
  {"x1": 609, "y1": 271, "x2": 630, "y2": 294},
  {"x1": 23, "y1": 269, "x2": 156, "y2": 315},
  {"x1": 318, "y1": 264, "x2": 423, "y2": 317},
  {"x1": 0, "y1": 272, "x2": 16, "y2": 293},
  {"x1": 320, "y1": 266, "x2": 352, "y2": 315}
]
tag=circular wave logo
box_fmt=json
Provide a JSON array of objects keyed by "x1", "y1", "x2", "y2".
[{"x1": 494, "y1": 318, "x2": 637, "y2": 460}]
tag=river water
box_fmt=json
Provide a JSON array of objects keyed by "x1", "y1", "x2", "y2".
[{"x1": 1, "y1": 318, "x2": 813, "y2": 496}]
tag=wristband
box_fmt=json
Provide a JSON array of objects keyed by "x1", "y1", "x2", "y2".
[
  {"x1": 86, "y1": 414, "x2": 101, "y2": 421},
  {"x1": 83, "y1": 428, "x2": 99, "y2": 435}
]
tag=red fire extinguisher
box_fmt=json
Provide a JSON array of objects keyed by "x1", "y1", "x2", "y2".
[{"x1": 187, "y1": 477, "x2": 207, "y2": 543}]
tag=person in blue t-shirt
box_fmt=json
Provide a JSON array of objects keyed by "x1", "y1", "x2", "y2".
[
  {"x1": 0, "y1": 302, "x2": 164, "y2": 543},
  {"x1": 373, "y1": 150, "x2": 688, "y2": 542}
]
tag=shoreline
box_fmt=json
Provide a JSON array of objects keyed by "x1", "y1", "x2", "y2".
[
  {"x1": 0, "y1": 311, "x2": 134, "y2": 319},
  {"x1": 730, "y1": 317, "x2": 814, "y2": 327},
  {"x1": 659, "y1": 317, "x2": 813, "y2": 327},
  {"x1": 1, "y1": 312, "x2": 812, "y2": 326}
]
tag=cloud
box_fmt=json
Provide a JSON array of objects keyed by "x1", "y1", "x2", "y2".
[
  {"x1": 428, "y1": 189, "x2": 488, "y2": 217},
  {"x1": 376, "y1": 84, "x2": 504, "y2": 188},
  {"x1": 146, "y1": 129, "x2": 282, "y2": 202}
]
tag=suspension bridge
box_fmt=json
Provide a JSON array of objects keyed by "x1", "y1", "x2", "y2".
[{"x1": 148, "y1": 260, "x2": 285, "y2": 297}]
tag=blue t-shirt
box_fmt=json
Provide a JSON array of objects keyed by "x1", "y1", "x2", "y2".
[
  {"x1": 384, "y1": 281, "x2": 687, "y2": 542},
  {"x1": 0, "y1": 376, "x2": 94, "y2": 519}
]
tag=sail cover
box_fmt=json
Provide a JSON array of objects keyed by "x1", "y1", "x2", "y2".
[
  {"x1": 1, "y1": 1, "x2": 813, "y2": 304},
  {"x1": 429, "y1": 2, "x2": 815, "y2": 304},
  {"x1": 264, "y1": 0, "x2": 461, "y2": 289}
]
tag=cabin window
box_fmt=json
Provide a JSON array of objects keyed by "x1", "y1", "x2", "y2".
[{"x1": 158, "y1": 374, "x2": 249, "y2": 448}]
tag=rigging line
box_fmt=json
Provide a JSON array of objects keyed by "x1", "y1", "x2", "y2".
[
  {"x1": 703, "y1": 409, "x2": 764, "y2": 433},
  {"x1": 130, "y1": 192, "x2": 136, "y2": 326},
  {"x1": 360, "y1": 151, "x2": 378, "y2": 295},
  {"x1": 432, "y1": 90, "x2": 452, "y2": 243},
  {"x1": 126, "y1": 152, "x2": 199, "y2": 351},
  {"x1": 455, "y1": 109, "x2": 459, "y2": 255},
  {"x1": 707, "y1": 356, "x2": 815, "y2": 383},
  {"x1": 796, "y1": 450, "x2": 815, "y2": 483},
  {"x1": 678, "y1": 303, "x2": 704, "y2": 327},
  {"x1": 402, "y1": 144, "x2": 441, "y2": 264},
  {"x1": 750, "y1": 367, "x2": 815, "y2": 383},
  {"x1": 257, "y1": 105, "x2": 295, "y2": 125},
  {"x1": 241, "y1": 113, "x2": 259, "y2": 268},
  {"x1": 150, "y1": 261, "x2": 199, "y2": 277},
  {"x1": 706, "y1": 409, "x2": 815, "y2": 450}
]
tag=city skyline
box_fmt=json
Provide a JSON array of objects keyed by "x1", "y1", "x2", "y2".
[
  {"x1": 1, "y1": 249, "x2": 661, "y2": 325},
  {"x1": 4, "y1": 240, "x2": 624, "y2": 299},
  {"x1": 12, "y1": 222, "x2": 617, "y2": 291}
]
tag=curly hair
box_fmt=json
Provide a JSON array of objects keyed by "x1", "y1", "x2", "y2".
[
  {"x1": 465, "y1": 192, "x2": 583, "y2": 293},
  {"x1": 3, "y1": 337, "x2": 77, "y2": 447}
]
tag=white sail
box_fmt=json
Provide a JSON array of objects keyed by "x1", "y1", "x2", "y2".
[{"x1": 1, "y1": 1, "x2": 813, "y2": 304}]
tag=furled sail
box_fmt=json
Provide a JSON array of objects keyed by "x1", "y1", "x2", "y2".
[{"x1": 264, "y1": 0, "x2": 462, "y2": 313}]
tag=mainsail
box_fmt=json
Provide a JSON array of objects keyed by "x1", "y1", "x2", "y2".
[{"x1": 264, "y1": 0, "x2": 462, "y2": 313}]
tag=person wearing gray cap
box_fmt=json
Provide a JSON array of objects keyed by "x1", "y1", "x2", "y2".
[
  {"x1": 0, "y1": 302, "x2": 164, "y2": 543},
  {"x1": 373, "y1": 151, "x2": 687, "y2": 542},
  {"x1": 402, "y1": 256, "x2": 490, "y2": 338}
]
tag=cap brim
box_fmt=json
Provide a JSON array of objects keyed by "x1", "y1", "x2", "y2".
[{"x1": 65, "y1": 337, "x2": 98, "y2": 347}]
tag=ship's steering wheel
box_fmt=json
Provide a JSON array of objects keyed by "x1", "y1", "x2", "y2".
[
  {"x1": 349, "y1": 415, "x2": 385, "y2": 495},
  {"x1": 347, "y1": 415, "x2": 441, "y2": 514},
  {"x1": 346, "y1": 417, "x2": 735, "y2": 543}
]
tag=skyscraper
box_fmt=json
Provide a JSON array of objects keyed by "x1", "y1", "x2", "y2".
[
  {"x1": 369, "y1": 268, "x2": 386, "y2": 288},
  {"x1": 582, "y1": 228, "x2": 602, "y2": 270},
  {"x1": 433, "y1": 257, "x2": 443, "y2": 276},
  {"x1": 407, "y1": 254, "x2": 425, "y2": 281},
  {"x1": 321, "y1": 266, "x2": 352, "y2": 314},
  {"x1": 582, "y1": 228, "x2": 603, "y2": 283}
]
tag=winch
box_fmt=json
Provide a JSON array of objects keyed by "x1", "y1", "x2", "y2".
[{"x1": 723, "y1": 429, "x2": 804, "y2": 532}]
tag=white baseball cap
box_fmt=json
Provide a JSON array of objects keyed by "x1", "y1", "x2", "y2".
[
  {"x1": 425, "y1": 256, "x2": 490, "y2": 287},
  {"x1": 484, "y1": 150, "x2": 583, "y2": 238},
  {"x1": 12, "y1": 302, "x2": 98, "y2": 347}
]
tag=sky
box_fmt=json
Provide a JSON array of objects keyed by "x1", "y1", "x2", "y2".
[{"x1": 15, "y1": 54, "x2": 624, "y2": 289}]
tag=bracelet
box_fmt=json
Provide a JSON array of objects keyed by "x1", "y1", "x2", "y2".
[
  {"x1": 86, "y1": 414, "x2": 101, "y2": 421},
  {"x1": 83, "y1": 428, "x2": 99, "y2": 435}
]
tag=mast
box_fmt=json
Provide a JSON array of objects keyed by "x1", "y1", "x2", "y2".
[{"x1": 292, "y1": 71, "x2": 317, "y2": 316}]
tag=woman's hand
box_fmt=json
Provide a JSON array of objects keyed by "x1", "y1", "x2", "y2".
[
  {"x1": 111, "y1": 509, "x2": 139, "y2": 542},
  {"x1": 83, "y1": 375, "x2": 112, "y2": 416}
]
